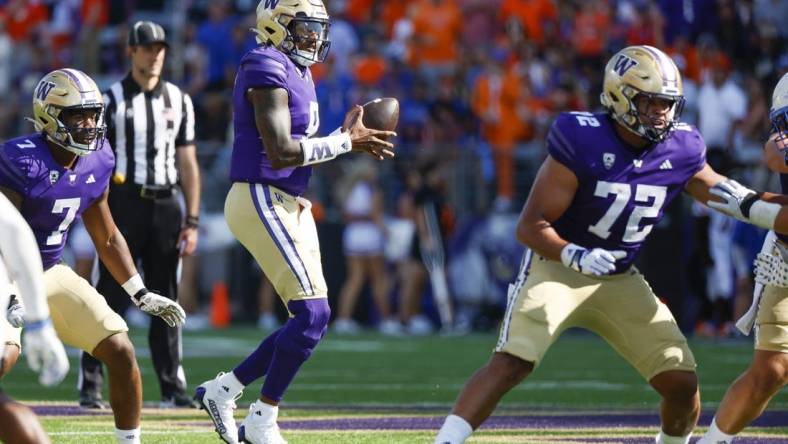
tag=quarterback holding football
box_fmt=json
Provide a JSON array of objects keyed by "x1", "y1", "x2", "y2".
[{"x1": 194, "y1": 1, "x2": 396, "y2": 443}]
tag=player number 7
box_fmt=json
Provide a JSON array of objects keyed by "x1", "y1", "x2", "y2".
[
  {"x1": 588, "y1": 181, "x2": 666, "y2": 243},
  {"x1": 46, "y1": 197, "x2": 81, "y2": 246}
]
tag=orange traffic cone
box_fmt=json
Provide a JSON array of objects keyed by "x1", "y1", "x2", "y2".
[{"x1": 210, "y1": 281, "x2": 231, "y2": 328}]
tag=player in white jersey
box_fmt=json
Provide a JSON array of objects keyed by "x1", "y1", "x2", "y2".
[
  {"x1": 0, "y1": 191, "x2": 69, "y2": 443},
  {"x1": 697, "y1": 73, "x2": 788, "y2": 443}
]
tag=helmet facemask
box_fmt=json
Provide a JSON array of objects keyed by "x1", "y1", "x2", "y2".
[
  {"x1": 770, "y1": 73, "x2": 788, "y2": 150},
  {"x1": 619, "y1": 87, "x2": 685, "y2": 143},
  {"x1": 51, "y1": 105, "x2": 107, "y2": 156},
  {"x1": 771, "y1": 106, "x2": 788, "y2": 149},
  {"x1": 280, "y1": 15, "x2": 330, "y2": 67}
]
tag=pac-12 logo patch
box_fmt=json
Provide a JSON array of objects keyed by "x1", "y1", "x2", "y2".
[
  {"x1": 49, "y1": 170, "x2": 59, "y2": 184},
  {"x1": 603, "y1": 153, "x2": 615, "y2": 169}
]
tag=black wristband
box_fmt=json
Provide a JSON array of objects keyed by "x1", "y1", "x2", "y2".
[
  {"x1": 740, "y1": 192, "x2": 764, "y2": 218},
  {"x1": 185, "y1": 215, "x2": 199, "y2": 229},
  {"x1": 132, "y1": 288, "x2": 149, "y2": 305}
]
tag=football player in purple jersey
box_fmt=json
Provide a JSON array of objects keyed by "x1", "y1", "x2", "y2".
[
  {"x1": 0, "y1": 68, "x2": 186, "y2": 444},
  {"x1": 434, "y1": 45, "x2": 777, "y2": 444},
  {"x1": 194, "y1": 1, "x2": 395, "y2": 443},
  {"x1": 697, "y1": 73, "x2": 788, "y2": 443}
]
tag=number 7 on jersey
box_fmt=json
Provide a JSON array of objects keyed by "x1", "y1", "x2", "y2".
[{"x1": 46, "y1": 198, "x2": 81, "y2": 245}]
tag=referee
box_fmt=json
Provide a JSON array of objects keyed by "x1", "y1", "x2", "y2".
[{"x1": 79, "y1": 21, "x2": 201, "y2": 409}]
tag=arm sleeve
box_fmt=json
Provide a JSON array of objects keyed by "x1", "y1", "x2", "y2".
[
  {"x1": 242, "y1": 53, "x2": 288, "y2": 90},
  {"x1": 0, "y1": 193, "x2": 49, "y2": 321},
  {"x1": 176, "y1": 90, "x2": 196, "y2": 147}
]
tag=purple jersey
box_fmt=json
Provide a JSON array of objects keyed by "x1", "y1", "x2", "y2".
[
  {"x1": 230, "y1": 46, "x2": 319, "y2": 196},
  {"x1": 548, "y1": 112, "x2": 706, "y2": 273},
  {"x1": 0, "y1": 133, "x2": 114, "y2": 269}
]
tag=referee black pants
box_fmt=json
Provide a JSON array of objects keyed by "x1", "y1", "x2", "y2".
[{"x1": 79, "y1": 185, "x2": 186, "y2": 400}]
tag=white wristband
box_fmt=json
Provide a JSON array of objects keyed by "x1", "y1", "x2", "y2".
[
  {"x1": 121, "y1": 274, "x2": 146, "y2": 298},
  {"x1": 749, "y1": 200, "x2": 780, "y2": 230},
  {"x1": 300, "y1": 132, "x2": 352, "y2": 166}
]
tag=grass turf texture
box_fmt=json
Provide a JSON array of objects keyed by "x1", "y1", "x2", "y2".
[{"x1": 3, "y1": 327, "x2": 786, "y2": 442}]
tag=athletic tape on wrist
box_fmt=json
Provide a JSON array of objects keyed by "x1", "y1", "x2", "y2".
[
  {"x1": 121, "y1": 274, "x2": 148, "y2": 302},
  {"x1": 748, "y1": 200, "x2": 780, "y2": 230},
  {"x1": 300, "y1": 132, "x2": 352, "y2": 166}
]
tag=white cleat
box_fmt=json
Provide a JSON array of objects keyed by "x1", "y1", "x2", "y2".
[
  {"x1": 195, "y1": 373, "x2": 241, "y2": 444},
  {"x1": 238, "y1": 401, "x2": 287, "y2": 444}
]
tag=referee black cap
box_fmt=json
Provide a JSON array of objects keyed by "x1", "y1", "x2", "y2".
[{"x1": 128, "y1": 21, "x2": 168, "y2": 47}]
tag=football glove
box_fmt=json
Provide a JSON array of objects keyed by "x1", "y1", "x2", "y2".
[
  {"x1": 560, "y1": 243, "x2": 627, "y2": 276},
  {"x1": 132, "y1": 290, "x2": 186, "y2": 327},
  {"x1": 708, "y1": 179, "x2": 761, "y2": 222},
  {"x1": 6, "y1": 294, "x2": 25, "y2": 328},
  {"x1": 22, "y1": 320, "x2": 69, "y2": 387},
  {"x1": 753, "y1": 240, "x2": 788, "y2": 288}
]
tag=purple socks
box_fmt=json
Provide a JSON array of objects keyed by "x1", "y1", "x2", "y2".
[{"x1": 232, "y1": 298, "x2": 330, "y2": 401}]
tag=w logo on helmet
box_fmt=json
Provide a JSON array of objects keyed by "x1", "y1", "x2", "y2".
[
  {"x1": 35, "y1": 81, "x2": 56, "y2": 101},
  {"x1": 263, "y1": 0, "x2": 279, "y2": 9},
  {"x1": 613, "y1": 55, "x2": 638, "y2": 76}
]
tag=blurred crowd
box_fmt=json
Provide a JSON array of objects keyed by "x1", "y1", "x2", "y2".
[{"x1": 1, "y1": 0, "x2": 787, "y2": 337}]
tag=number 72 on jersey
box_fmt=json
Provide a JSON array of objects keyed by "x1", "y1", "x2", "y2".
[{"x1": 588, "y1": 181, "x2": 667, "y2": 243}]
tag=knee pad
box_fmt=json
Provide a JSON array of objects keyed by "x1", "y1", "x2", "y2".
[{"x1": 275, "y1": 299, "x2": 331, "y2": 358}]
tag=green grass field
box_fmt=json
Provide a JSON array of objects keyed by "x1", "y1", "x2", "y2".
[{"x1": 4, "y1": 327, "x2": 787, "y2": 443}]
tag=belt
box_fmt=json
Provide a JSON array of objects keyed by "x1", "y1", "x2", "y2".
[{"x1": 123, "y1": 184, "x2": 175, "y2": 200}]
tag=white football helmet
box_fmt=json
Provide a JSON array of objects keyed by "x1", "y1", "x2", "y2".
[
  {"x1": 600, "y1": 45, "x2": 685, "y2": 143},
  {"x1": 770, "y1": 73, "x2": 788, "y2": 145},
  {"x1": 252, "y1": 0, "x2": 331, "y2": 67},
  {"x1": 30, "y1": 69, "x2": 106, "y2": 156}
]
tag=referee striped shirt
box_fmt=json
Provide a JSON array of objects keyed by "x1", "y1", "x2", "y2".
[{"x1": 103, "y1": 74, "x2": 195, "y2": 186}]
